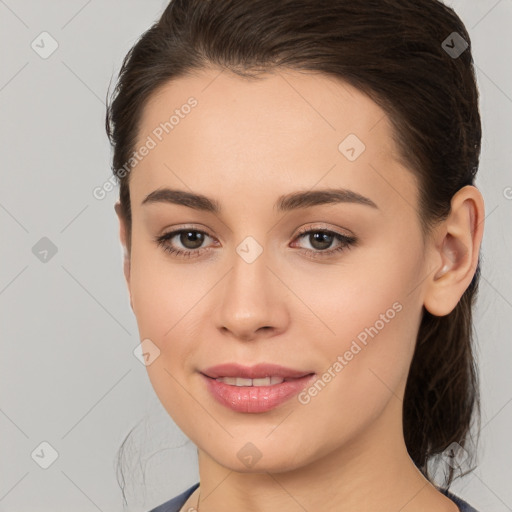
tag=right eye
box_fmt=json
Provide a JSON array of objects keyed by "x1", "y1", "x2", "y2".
[{"x1": 154, "y1": 228, "x2": 216, "y2": 258}]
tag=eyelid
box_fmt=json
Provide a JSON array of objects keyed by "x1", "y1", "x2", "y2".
[
  {"x1": 294, "y1": 222, "x2": 354, "y2": 238},
  {"x1": 157, "y1": 223, "x2": 213, "y2": 236},
  {"x1": 158, "y1": 222, "x2": 352, "y2": 244}
]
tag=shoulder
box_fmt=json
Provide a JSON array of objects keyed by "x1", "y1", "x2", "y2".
[
  {"x1": 147, "y1": 482, "x2": 200, "y2": 512},
  {"x1": 439, "y1": 487, "x2": 481, "y2": 512}
]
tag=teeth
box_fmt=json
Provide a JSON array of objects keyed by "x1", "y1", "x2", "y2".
[{"x1": 215, "y1": 376, "x2": 285, "y2": 386}]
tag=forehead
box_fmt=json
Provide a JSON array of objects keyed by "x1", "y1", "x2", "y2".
[
  {"x1": 137, "y1": 67, "x2": 395, "y2": 153},
  {"x1": 130, "y1": 67, "x2": 416, "y2": 216}
]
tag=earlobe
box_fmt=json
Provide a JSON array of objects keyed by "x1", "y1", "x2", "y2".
[{"x1": 423, "y1": 186, "x2": 485, "y2": 317}]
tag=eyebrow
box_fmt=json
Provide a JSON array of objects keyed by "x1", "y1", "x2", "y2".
[{"x1": 141, "y1": 187, "x2": 378, "y2": 212}]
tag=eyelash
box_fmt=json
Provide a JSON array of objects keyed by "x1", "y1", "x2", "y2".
[{"x1": 154, "y1": 225, "x2": 357, "y2": 260}]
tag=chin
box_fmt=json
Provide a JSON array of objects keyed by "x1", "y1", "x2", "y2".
[{"x1": 202, "y1": 438, "x2": 314, "y2": 474}]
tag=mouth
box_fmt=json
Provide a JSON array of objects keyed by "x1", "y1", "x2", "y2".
[{"x1": 199, "y1": 363, "x2": 316, "y2": 413}]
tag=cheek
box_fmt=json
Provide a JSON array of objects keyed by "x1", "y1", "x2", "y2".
[
  {"x1": 292, "y1": 290, "x2": 421, "y2": 451},
  {"x1": 296, "y1": 241, "x2": 424, "y2": 427},
  {"x1": 128, "y1": 236, "x2": 201, "y2": 341},
  {"x1": 127, "y1": 243, "x2": 220, "y2": 402},
  {"x1": 290, "y1": 242, "x2": 419, "y2": 346},
  {"x1": 128, "y1": 252, "x2": 203, "y2": 423}
]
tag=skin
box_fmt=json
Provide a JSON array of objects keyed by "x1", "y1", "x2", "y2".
[{"x1": 115, "y1": 68, "x2": 484, "y2": 512}]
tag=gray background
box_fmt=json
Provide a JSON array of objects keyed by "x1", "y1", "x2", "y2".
[{"x1": 1, "y1": 0, "x2": 511, "y2": 511}]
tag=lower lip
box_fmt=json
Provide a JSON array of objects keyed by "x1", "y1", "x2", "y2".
[{"x1": 201, "y1": 373, "x2": 316, "y2": 413}]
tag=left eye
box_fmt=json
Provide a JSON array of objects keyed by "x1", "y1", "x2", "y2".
[
  {"x1": 292, "y1": 228, "x2": 357, "y2": 258},
  {"x1": 154, "y1": 227, "x2": 357, "y2": 259}
]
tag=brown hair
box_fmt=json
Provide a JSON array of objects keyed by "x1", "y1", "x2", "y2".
[{"x1": 106, "y1": 0, "x2": 482, "y2": 500}]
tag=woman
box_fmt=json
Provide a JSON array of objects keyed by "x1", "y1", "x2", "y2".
[{"x1": 106, "y1": 1, "x2": 485, "y2": 510}]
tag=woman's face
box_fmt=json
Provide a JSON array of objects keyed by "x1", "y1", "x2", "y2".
[{"x1": 118, "y1": 68, "x2": 434, "y2": 472}]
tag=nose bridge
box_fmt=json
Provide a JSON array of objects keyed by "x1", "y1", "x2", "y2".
[
  {"x1": 214, "y1": 232, "x2": 286, "y2": 338},
  {"x1": 226, "y1": 234, "x2": 272, "y2": 310}
]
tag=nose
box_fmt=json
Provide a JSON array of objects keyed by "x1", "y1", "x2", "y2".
[{"x1": 213, "y1": 248, "x2": 289, "y2": 342}]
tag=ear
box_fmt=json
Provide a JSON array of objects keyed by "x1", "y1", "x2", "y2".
[
  {"x1": 114, "y1": 201, "x2": 133, "y2": 311},
  {"x1": 423, "y1": 185, "x2": 485, "y2": 317}
]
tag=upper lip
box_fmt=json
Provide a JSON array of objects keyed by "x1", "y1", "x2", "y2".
[{"x1": 201, "y1": 363, "x2": 315, "y2": 380}]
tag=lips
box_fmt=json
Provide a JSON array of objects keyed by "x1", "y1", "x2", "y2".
[
  {"x1": 200, "y1": 362, "x2": 314, "y2": 380},
  {"x1": 201, "y1": 369, "x2": 317, "y2": 413}
]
